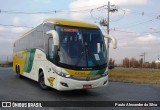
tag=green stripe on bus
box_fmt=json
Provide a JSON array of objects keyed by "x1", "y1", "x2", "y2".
[
  {"x1": 24, "y1": 49, "x2": 36, "y2": 73},
  {"x1": 97, "y1": 68, "x2": 106, "y2": 75},
  {"x1": 89, "y1": 68, "x2": 106, "y2": 75}
]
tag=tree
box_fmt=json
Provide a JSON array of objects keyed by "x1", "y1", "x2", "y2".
[
  {"x1": 139, "y1": 58, "x2": 143, "y2": 68},
  {"x1": 109, "y1": 58, "x2": 115, "y2": 66},
  {"x1": 151, "y1": 61, "x2": 156, "y2": 69},
  {"x1": 123, "y1": 57, "x2": 129, "y2": 68}
]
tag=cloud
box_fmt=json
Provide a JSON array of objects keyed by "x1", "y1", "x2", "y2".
[
  {"x1": 136, "y1": 34, "x2": 157, "y2": 42},
  {"x1": 11, "y1": 27, "x2": 25, "y2": 33},
  {"x1": 0, "y1": 37, "x2": 14, "y2": 60},
  {"x1": 112, "y1": 0, "x2": 147, "y2": 6},
  {"x1": 26, "y1": 14, "x2": 52, "y2": 26},
  {"x1": 69, "y1": 0, "x2": 148, "y2": 20},
  {"x1": 12, "y1": 17, "x2": 20, "y2": 25},
  {"x1": 29, "y1": 14, "x2": 67, "y2": 27},
  {"x1": 111, "y1": 31, "x2": 159, "y2": 48},
  {"x1": 109, "y1": 30, "x2": 160, "y2": 63},
  {"x1": 0, "y1": 26, "x2": 8, "y2": 32}
]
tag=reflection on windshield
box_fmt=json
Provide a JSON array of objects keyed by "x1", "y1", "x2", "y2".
[{"x1": 56, "y1": 26, "x2": 107, "y2": 68}]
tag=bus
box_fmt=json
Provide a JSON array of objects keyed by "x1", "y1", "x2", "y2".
[{"x1": 13, "y1": 18, "x2": 117, "y2": 91}]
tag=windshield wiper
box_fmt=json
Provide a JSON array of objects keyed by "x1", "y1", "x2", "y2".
[
  {"x1": 75, "y1": 51, "x2": 84, "y2": 66},
  {"x1": 86, "y1": 48, "x2": 99, "y2": 67},
  {"x1": 75, "y1": 47, "x2": 99, "y2": 67}
]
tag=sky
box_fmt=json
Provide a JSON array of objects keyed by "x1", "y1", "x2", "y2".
[{"x1": 0, "y1": 0, "x2": 160, "y2": 64}]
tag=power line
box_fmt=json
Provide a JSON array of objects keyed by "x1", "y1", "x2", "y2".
[
  {"x1": 0, "y1": 7, "x2": 97, "y2": 15},
  {"x1": 90, "y1": 4, "x2": 119, "y2": 21},
  {"x1": 109, "y1": 28, "x2": 160, "y2": 34},
  {"x1": 117, "y1": 7, "x2": 159, "y2": 18},
  {"x1": 121, "y1": 19, "x2": 154, "y2": 29},
  {"x1": 0, "y1": 4, "x2": 110, "y2": 15},
  {"x1": 0, "y1": 24, "x2": 33, "y2": 28},
  {"x1": 0, "y1": 5, "x2": 159, "y2": 35},
  {"x1": 109, "y1": 9, "x2": 125, "y2": 22},
  {"x1": 90, "y1": 5, "x2": 159, "y2": 25},
  {"x1": 1, "y1": 10, "x2": 88, "y2": 14},
  {"x1": 1, "y1": 23, "x2": 158, "y2": 34},
  {"x1": 114, "y1": 16, "x2": 160, "y2": 30},
  {"x1": 90, "y1": 5, "x2": 108, "y2": 20}
]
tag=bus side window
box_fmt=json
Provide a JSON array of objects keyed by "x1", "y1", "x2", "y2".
[{"x1": 48, "y1": 38, "x2": 54, "y2": 59}]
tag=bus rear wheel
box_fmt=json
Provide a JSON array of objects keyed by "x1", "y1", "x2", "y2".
[
  {"x1": 16, "y1": 66, "x2": 22, "y2": 78},
  {"x1": 39, "y1": 71, "x2": 49, "y2": 90}
]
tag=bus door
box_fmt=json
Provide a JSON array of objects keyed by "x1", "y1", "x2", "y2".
[{"x1": 48, "y1": 37, "x2": 57, "y2": 87}]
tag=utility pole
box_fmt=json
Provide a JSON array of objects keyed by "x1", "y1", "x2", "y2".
[
  {"x1": 7, "y1": 56, "x2": 8, "y2": 64},
  {"x1": 158, "y1": 55, "x2": 160, "y2": 69},
  {"x1": 107, "y1": 1, "x2": 110, "y2": 36},
  {"x1": 107, "y1": 1, "x2": 110, "y2": 63},
  {"x1": 140, "y1": 52, "x2": 146, "y2": 64},
  {"x1": 99, "y1": 1, "x2": 118, "y2": 64},
  {"x1": 143, "y1": 52, "x2": 145, "y2": 63}
]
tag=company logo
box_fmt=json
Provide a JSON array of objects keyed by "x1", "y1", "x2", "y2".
[
  {"x1": 86, "y1": 77, "x2": 90, "y2": 81},
  {"x1": 17, "y1": 53, "x2": 23, "y2": 58},
  {"x1": 1, "y1": 102, "x2": 42, "y2": 108},
  {"x1": 2, "y1": 102, "x2": 11, "y2": 107}
]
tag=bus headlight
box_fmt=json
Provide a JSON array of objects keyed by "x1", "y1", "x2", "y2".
[
  {"x1": 101, "y1": 71, "x2": 108, "y2": 77},
  {"x1": 52, "y1": 67, "x2": 71, "y2": 78},
  {"x1": 57, "y1": 71, "x2": 71, "y2": 78}
]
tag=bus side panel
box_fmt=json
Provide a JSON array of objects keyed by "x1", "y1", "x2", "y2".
[
  {"x1": 30, "y1": 49, "x2": 48, "y2": 82},
  {"x1": 31, "y1": 49, "x2": 57, "y2": 89},
  {"x1": 13, "y1": 50, "x2": 27, "y2": 75},
  {"x1": 27, "y1": 49, "x2": 57, "y2": 89},
  {"x1": 13, "y1": 49, "x2": 36, "y2": 78},
  {"x1": 22, "y1": 49, "x2": 36, "y2": 79},
  {"x1": 13, "y1": 48, "x2": 57, "y2": 89},
  {"x1": 13, "y1": 53, "x2": 16, "y2": 72},
  {"x1": 46, "y1": 61, "x2": 58, "y2": 89}
]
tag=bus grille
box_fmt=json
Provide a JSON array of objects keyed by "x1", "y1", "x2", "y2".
[{"x1": 71, "y1": 75, "x2": 101, "y2": 81}]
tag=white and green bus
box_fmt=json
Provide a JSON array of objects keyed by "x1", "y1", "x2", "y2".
[{"x1": 13, "y1": 18, "x2": 117, "y2": 91}]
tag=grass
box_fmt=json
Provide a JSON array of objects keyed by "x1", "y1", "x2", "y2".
[{"x1": 109, "y1": 69, "x2": 160, "y2": 84}]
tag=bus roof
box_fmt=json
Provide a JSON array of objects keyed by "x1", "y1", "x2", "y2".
[
  {"x1": 15, "y1": 18, "x2": 99, "y2": 42},
  {"x1": 44, "y1": 18, "x2": 99, "y2": 29}
]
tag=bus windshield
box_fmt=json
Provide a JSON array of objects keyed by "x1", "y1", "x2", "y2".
[{"x1": 55, "y1": 26, "x2": 107, "y2": 69}]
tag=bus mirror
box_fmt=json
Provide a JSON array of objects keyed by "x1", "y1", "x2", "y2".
[
  {"x1": 46, "y1": 30, "x2": 59, "y2": 46},
  {"x1": 104, "y1": 34, "x2": 117, "y2": 49}
]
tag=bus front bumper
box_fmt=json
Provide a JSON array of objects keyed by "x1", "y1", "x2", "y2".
[{"x1": 56, "y1": 75, "x2": 108, "y2": 91}]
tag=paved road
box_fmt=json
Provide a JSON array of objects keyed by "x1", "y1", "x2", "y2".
[{"x1": 0, "y1": 67, "x2": 160, "y2": 110}]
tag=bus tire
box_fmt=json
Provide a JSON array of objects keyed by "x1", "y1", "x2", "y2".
[
  {"x1": 39, "y1": 71, "x2": 49, "y2": 90},
  {"x1": 17, "y1": 66, "x2": 22, "y2": 78}
]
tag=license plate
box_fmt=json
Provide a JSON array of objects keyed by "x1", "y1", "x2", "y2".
[{"x1": 83, "y1": 84, "x2": 92, "y2": 89}]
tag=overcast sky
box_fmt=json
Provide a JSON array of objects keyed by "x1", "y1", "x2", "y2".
[{"x1": 0, "y1": 0, "x2": 160, "y2": 64}]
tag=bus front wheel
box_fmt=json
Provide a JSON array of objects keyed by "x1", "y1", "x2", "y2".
[{"x1": 39, "y1": 71, "x2": 49, "y2": 90}]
